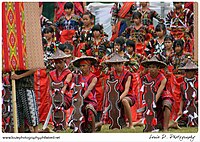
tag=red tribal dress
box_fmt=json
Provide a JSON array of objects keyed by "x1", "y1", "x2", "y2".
[
  {"x1": 55, "y1": 14, "x2": 81, "y2": 45},
  {"x1": 165, "y1": 7, "x2": 194, "y2": 52},
  {"x1": 122, "y1": 25, "x2": 154, "y2": 54},
  {"x1": 142, "y1": 72, "x2": 174, "y2": 126},
  {"x1": 49, "y1": 68, "x2": 72, "y2": 109},
  {"x1": 77, "y1": 72, "x2": 97, "y2": 118}
]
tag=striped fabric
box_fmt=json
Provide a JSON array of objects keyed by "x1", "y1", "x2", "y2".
[{"x1": 2, "y1": 2, "x2": 45, "y2": 72}]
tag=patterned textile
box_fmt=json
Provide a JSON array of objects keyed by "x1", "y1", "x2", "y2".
[
  {"x1": 165, "y1": 8, "x2": 193, "y2": 30},
  {"x1": 138, "y1": 8, "x2": 164, "y2": 27},
  {"x1": 15, "y1": 70, "x2": 34, "y2": 88},
  {"x1": 145, "y1": 38, "x2": 165, "y2": 56},
  {"x1": 2, "y1": 2, "x2": 45, "y2": 72},
  {"x1": 111, "y1": 2, "x2": 136, "y2": 26},
  {"x1": 16, "y1": 88, "x2": 39, "y2": 127},
  {"x1": 122, "y1": 25, "x2": 153, "y2": 44}
]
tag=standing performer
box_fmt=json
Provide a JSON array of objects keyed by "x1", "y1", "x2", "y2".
[
  {"x1": 122, "y1": 11, "x2": 154, "y2": 54},
  {"x1": 74, "y1": 11, "x2": 94, "y2": 57},
  {"x1": 169, "y1": 39, "x2": 191, "y2": 74},
  {"x1": 165, "y1": 2, "x2": 194, "y2": 53},
  {"x1": 11, "y1": 69, "x2": 39, "y2": 133},
  {"x1": 71, "y1": 55, "x2": 98, "y2": 132},
  {"x1": 48, "y1": 49, "x2": 73, "y2": 131},
  {"x1": 161, "y1": 34, "x2": 175, "y2": 64},
  {"x1": 145, "y1": 23, "x2": 167, "y2": 58},
  {"x1": 55, "y1": 2, "x2": 81, "y2": 45},
  {"x1": 58, "y1": 42, "x2": 75, "y2": 71},
  {"x1": 137, "y1": 2, "x2": 164, "y2": 30},
  {"x1": 84, "y1": 24, "x2": 110, "y2": 57},
  {"x1": 34, "y1": 25, "x2": 58, "y2": 124},
  {"x1": 141, "y1": 56, "x2": 174, "y2": 132},
  {"x1": 104, "y1": 53, "x2": 136, "y2": 129}
]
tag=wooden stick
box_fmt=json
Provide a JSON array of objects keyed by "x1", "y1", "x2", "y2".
[{"x1": 11, "y1": 71, "x2": 18, "y2": 133}]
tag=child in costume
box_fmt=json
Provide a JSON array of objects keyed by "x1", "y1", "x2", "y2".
[
  {"x1": 145, "y1": 23, "x2": 167, "y2": 58},
  {"x1": 104, "y1": 52, "x2": 136, "y2": 129},
  {"x1": 48, "y1": 49, "x2": 73, "y2": 131},
  {"x1": 165, "y1": 2, "x2": 194, "y2": 53},
  {"x1": 55, "y1": 2, "x2": 81, "y2": 45},
  {"x1": 169, "y1": 39, "x2": 191, "y2": 74},
  {"x1": 71, "y1": 55, "x2": 98, "y2": 132},
  {"x1": 137, "y1": 2, "x2": 164, "y2": 30},
  {"x1": 170, "y1": 59, "x2": 198, "y2": 128},
  {"x1": 141, "y1": 56, "x2": 174, "y2": 132},
  {"x1": 122, "y1": 11, "x2": 154, "y2": 54}
]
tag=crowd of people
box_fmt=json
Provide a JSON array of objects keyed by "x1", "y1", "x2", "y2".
[{"x1": 2, "y1": 2, "x2": 198, "y2": 133}]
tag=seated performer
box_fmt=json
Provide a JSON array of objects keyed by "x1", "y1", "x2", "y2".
[
  {"x1": 104, "y1": 52, "x2": 136, "y2": 129},
  {"x1": 169, "y1": 59, "x2": 198, "y2": 128},
  {"x1": 48, "y1": 48, "x2": 73, "y2": 131},
  {"x1": 141, "y1": 55, "x2": 174, "y2": 132},
  {"x1": 71, "y1": 55, "x2": 98, "y2": 132}
]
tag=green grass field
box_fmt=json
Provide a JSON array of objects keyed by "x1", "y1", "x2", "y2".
[
  {"x1": 40, "y1": 122, "x2": 198, "y2": 133},
  {"x1": 96, "y1": 124, "x2": 198, "y2": 133}
]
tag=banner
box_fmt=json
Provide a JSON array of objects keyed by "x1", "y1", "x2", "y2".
[{"x1": 2, "y1": 2, "x2": 45, "y2": 72}]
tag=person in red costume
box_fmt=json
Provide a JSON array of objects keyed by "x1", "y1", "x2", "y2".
[
  {"x1": 55, "y1": 2, "x2": 81, "y2": 46},
  {"x1": 165, "y1": 2, "x2": 194, "y2": 53},
  {"x1": 104, "y1": 52, "x2": 136, "y2": 129},
  {"x1": 122, "y1": 11, "x2": 154, "y2": 55},
  {"x1": 74, "y1": 11, "x2": 94, "y2": 57},
  {"x1": 141, "y1": 55, "x2": 174, "y2": 132},
  {"x1": 71, "y1": 55, "x2": 98, "y2": 132},
  {"x1": 48, "y1": 48, "x2": 73, "y2": 131},
  {"x1": 137, "y1": 2, "x2": 164, "y2": 30},
  {"x1": 169, "y1": 59, "x2": 198, "y2": 129}
]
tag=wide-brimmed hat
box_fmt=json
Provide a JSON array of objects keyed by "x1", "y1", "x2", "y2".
[
  {"x1": 71, "y1": 55, "x2": 97, "y2": 67},
  {"x1": 48, "y1": 48, "x2": 71, "y2": 60},
  {"x1": 178, "y1": 59, "x2": 198, "y2": 70},
  {"x1": 141, "y1": 55, "x2": 167, "y2": 68},
  {"x1": 104, "y1": 52, "x2": 129, "y2": 63}
]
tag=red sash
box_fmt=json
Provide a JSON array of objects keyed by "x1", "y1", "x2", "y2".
[
  {"x1": 60, "y1": 29, "x2": 75, "y2": 44},
  {"x1": 118, "y1": 2, "x2": 135, "y2": 18},
  {"x1": 49, "y1": 68, "x2": 71, "y2": 83},
  {"x1": 110, "y1": 21, "x2": 121, "y2": 42}
]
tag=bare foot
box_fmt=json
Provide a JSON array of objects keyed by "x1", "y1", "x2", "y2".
[
  {"x1": 128, "y1": 124, "x2": 136, "y2": 131},
  {"x1": 133, "y1": 119, "x2": 144, "y2": 127},
  {"x1": 171, "y1": 121, "x2": 181, "y2": 129},
  {"x1": 163, "y1": 129, "x2": 168, "y2": 133}
]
